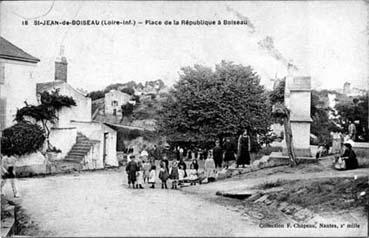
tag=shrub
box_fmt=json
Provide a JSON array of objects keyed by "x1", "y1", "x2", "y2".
[{"x1": 1, "y1": 122, "x2": 45, "y2": 156}]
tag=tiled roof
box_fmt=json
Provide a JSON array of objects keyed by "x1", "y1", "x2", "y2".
[
  {"x1": 36, "y1": 80, "x2": 65, "y2": 93},
  {"x1": 0, "y1": 37, "x2": 40, "y2": 63}
]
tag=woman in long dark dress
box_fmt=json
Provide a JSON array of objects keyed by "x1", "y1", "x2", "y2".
[
  {"x1": 335, "y1": 143, "x2": 358, "y2": 170},
  {"x1": 213, "y1": 140, "x2": 223, "y2": 169},
  {"x1": 223, "y1": 137, "x2": 236, "y2": 168},
  {"x1": 237, "y1": 129, "x2": 251, "y2": 168}
]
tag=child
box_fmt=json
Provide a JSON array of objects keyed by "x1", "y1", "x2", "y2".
[
  {"x1": 188, "y1": 163, "x2": 198, "y2": 186},
  {"x1": 169, "y1": 161, "x2": 179, "y2": 189},
  {"x1": 143, "y1": 160, "x2": 151, "y2": 183},
  {"x1": 158, "y1": 162, "x2": 169, "y2": 189},
  {"x1": 148, "y1": 165, "x2": 156, "y2": 188},
  {"x1": 136, "y1": 166, "x2": 144, "y2": 189},
  {"x1": 178, "y1": 164, "x2": 185, "y2": 186},
  {"x1": 204, "y1": 150, "x2": 216, "y2": 183}
]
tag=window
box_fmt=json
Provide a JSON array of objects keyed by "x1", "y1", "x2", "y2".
[{"x1": 112, "y1": 100, "x2": 118, "y2": 106}]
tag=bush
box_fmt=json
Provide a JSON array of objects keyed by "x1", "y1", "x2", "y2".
[{"x1": 1, "y1": 122, "x2": 45, "y2": 156}]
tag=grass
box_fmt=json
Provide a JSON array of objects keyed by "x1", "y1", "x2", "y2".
[
  {"x1": 258, "y1": 179, "x2": 288, "y2": 190},
  {"x1": 267, "y1": 177, "x2": 369, "y2": 213}
]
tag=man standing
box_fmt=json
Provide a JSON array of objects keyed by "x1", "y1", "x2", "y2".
[
  {"x1": 212, "y1": 140, "x2": 223, "y2": 169},
  {"x1": 125, "y1": 155, "x2": 138, "y2": 188}
]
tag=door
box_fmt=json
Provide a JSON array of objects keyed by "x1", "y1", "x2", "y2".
[{"x1": 103, "y1": 132, "x2": 109, "y2": 167}]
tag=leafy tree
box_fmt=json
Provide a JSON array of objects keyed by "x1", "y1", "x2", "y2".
[
  {"x1": 334, "y1": 94, "x2": 368, "y2": 141},
  {"x1": 87, "y1": 90, "x2": 105, "y2": 100},
  {"x1": 269, "y1": 78, "x2": 298, "y2": 166},
  {"x1": 158, "y1": 61, "x2": 271, "y2": 150},
  {"x1": 269, "y1": 79, "x2": 285, "y2": 105},
  {"x1": 121, "y1": 102, "x2": 134, "y2": 118},
  {"x1": 1, "y1": 122, "x2": 45, "y2": 156},
  {"x1": 310, "y1": 90, "x2": 341, "y2": 145},
  {"x1": 15, "y1": 90, "x2": 76, "y2": 150},
  {"x1": 121, "y1": 87, "x2": 135, "y2": 96}
]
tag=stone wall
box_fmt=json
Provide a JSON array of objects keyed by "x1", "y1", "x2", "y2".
[{"x1": 14, "y1": 151, "x2": 47, "y2": 177}]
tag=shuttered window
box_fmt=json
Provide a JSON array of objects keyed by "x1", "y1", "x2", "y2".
[{"x1": 0, "y1": 98, "x2": 6, "y2": 130}]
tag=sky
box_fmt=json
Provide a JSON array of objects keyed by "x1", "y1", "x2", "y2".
[{"x1": 1, "y1": 1, "x2": 368, "y2": 92}]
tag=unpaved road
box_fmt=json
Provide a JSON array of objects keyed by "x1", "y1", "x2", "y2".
[{"x1": 2, "y1": 167, "x2": 367, "y2": 237}]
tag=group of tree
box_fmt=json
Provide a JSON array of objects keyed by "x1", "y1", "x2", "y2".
[
  {"x1": 158, "y1": 61, "x2": 271, "y2": 151},
  {"x1": 310, "y1": 90, "x2": 341, "y2": 145},
  {"x1": 1, "y1": 91, "x2": 76, "y2": 157},
  {"x1": 334, "y1": 94, "x2": 368, "y2": 141},
  {"x1": 87, "y1": 79, "x2": 166, "y2": 101}
]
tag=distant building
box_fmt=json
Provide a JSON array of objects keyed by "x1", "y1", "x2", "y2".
[
  {"x1": 343, "y1": 82, "x2": 351, "y2": 95},
  {"x1": 0, "y1": 37, "x2": 40, "y2": 131},
  {"x1": 348, "y1": 87, "x2": 367, "y2": 97},
  {"x1": 104, "y1": 89, "x2": 131, "y2": 115}
]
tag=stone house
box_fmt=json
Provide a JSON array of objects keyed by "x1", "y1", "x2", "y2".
[
  {"x1": 0, "y1": 37, "x2": 40, "y2": 132},
  {"x1": 0, "y1": 38, "x2": 118, "y2": 175},
  {"x1": 104, "y1": 89, "x2": 131, "y2": 115},
  {"x1": 36, "y1": 53, "x2": 119, "y2": 171}
]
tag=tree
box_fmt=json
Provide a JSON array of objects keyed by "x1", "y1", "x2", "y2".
[
  {"x1": 310, "y1": 90, "x2": 341, "y2": 145},
  {"x1": 15, "y1": 90, "x2": 76, "y2": 150},
  {"x1": 334, "y1": 94, "x2": 368, "y2": 141},
  {"x1": 121, "y1": 87, "x2": 135, "y2": 96},
  {"x1": 1, "y1": 122, "x2": 45, "y2": 157},
  {"x1": 158, "y1": 61, "x2": 272, "y2": 150},
  {"x1": 87, "y1": 90, "x2": 105, "y2": 100},
  {"x1": 121, "y1": 102, "x2": 134, "y2": 119},
  {"x1": 269, "y1": 78, "x2": 298, "y2": 166}
]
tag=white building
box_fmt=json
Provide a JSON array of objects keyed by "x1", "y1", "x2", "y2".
[
  {"x1": 104, "y1": 89, "x2": 131, "y2": 115},
  {"x1": 0, "y1": 38, "x2": 118, "y2": 175},
  {"x1": 37, "y1": 53, "x2": 119, "y2": 170},
  {"x1": 0, "y1": 37, "x2": 40, "y2": 131}
]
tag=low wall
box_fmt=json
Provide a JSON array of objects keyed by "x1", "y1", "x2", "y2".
[
  {"x1": 352, "y1": 142, "x2": 369, "y2": 159},
  {"x1": 14, "y1": 151, "x2": 47, "y2": 177}
]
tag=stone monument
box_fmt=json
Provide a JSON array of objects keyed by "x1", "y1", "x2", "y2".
[{"x1": 283, "y1": 75, "x2": 312, "y2": 157}]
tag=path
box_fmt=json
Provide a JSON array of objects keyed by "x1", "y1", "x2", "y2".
[
  {"x1": 2, "y1": 169, "x2": 259, "y2": 237},
  {"x1": 2, "y1": 165, "x2": 368, "y2": 237}
]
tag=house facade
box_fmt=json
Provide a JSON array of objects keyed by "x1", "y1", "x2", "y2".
[
  {"x1": 0, "y1": 38, "x2": 118, "y2": 175},
  {"x1": 37, "y1": 54, "x2": 119, "y2": 170},
  {"x1": 104, "y1": 89, "x2": 131, "y2": 115},
  {"x1": 0, "y1": 37, "x2": 40, "y2": 131}
]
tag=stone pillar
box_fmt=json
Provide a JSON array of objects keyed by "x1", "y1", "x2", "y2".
[{"x1": 283, "y1": 76, "x2": 312, "y2": 157}]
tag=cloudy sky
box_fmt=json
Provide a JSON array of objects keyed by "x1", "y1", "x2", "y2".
[{"x1": 1, "y1": 1, "x2": 368, "y2": 92}]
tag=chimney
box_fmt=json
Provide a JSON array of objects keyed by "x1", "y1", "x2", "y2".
[{"x1": 55, "y1": 45, "x2": 67, "y2": 82}]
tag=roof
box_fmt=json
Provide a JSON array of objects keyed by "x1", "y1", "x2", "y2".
[
  {"x1": 36, "y1": 80, "x2": 88, "y2": 98},
  {"x1": 36, "y1": 80, "x2": 65, "y2": 93},
  {"x1": 102, "y1": 122, "x2": 151, "y2": 131},
  {"x1": 0, "y1": 37, "x2": 40, "y2": 63}
]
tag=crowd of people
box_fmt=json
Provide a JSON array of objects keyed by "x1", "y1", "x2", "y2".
[
  {"x1": 125, "y1": 153, "x2": 215, "y2": 189},
  {"x1": 124, "y1": 129, "x2": 254, "y2": 189}
]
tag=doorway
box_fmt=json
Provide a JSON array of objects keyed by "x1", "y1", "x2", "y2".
[{"x1": 103, "y1": 132, "x2": 109, "y2": 167}]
